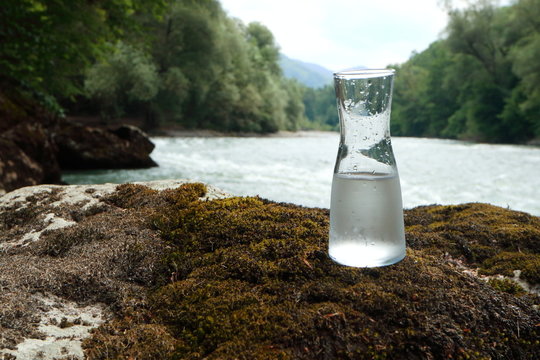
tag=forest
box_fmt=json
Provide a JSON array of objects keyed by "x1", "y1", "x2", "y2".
[
  {"x1": 1, "y1": 0, "x2": 539, "y2": 143},
  {"x1": 1, "y1": 0, "x2": 305, "y2": 133}
]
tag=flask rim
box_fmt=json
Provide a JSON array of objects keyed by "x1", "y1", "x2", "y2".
[{"x1": 334, "y1": 68, "x2": 394, "y2": 79}]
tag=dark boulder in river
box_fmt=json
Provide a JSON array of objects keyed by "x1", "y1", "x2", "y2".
[
  {"x1": 0, "y1": 88, "x2": 157, "y2": 194},
  {"x1": 54, "y1": 122, "x2": 157, "y2": 170},
  {"x1": 0, "y1": 181, "x2": 538, "y2": 359}
]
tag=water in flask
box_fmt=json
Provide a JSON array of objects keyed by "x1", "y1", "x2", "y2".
[{"x1": 329, "y1": 172, "x2": 406, "y2": 267}]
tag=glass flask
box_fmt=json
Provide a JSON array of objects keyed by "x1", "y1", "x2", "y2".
[{"x1": 329, "y1": 69, "x2": 406, "y2": 267}]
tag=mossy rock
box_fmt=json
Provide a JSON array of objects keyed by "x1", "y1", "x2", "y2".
[
  {"x1": 82, "y1": 185, "x2": 540, "y2": 360},
  {"x1": 405, "y1": 203, "x2": 540, "y2": 284}
]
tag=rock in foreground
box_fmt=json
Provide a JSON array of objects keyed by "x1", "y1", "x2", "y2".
[{"x1": 0, "y1": 182, "x2": 539, "y2": 359}]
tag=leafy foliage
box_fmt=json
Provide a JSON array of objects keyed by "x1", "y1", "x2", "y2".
[
  {"x1": 302, "y1": 85, "x2": 339, "y2": 131},
  {"x1": 0, "y1": 0, "x2": 166, "y2": 106},
  {"x1": 1, "y1": 0, "x2": 306, "y2": 133},
  {"x1": 390, "y1": 0, "x2": 540, "y2": 143},
  {"x1": 305, "y1": 0, "x2": 540, "y2": 143},
  {"x1": 85, "y1": 42, "x2": 160, "y2": 120},
  {"x1": 82, "y1": 0, "x2": 308, "y2": 132},
  {"x1": 4, "y1": 0, "x2": 540, "y2": 139}
]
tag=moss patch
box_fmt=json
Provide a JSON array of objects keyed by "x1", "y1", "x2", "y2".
[
  {"x1": 480, "y1": 252, "x2": 540, "y2": 284},
  {"x1": 487, "y1": 278, "x2": 527, "y2": 296},
  {"x1": 405, "y1": 203, "x2": 540, "y2": 281},
  {"x1": 83, "y1": 187, "x2": 540, "y2": 359}
]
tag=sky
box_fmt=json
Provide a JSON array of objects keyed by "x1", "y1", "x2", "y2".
[{"x1": 218, "y1": 0, "x2": 464, "y2": 71}]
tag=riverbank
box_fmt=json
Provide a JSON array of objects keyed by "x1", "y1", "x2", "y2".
[
  {"x1": 67, "y1": 115, "x2": 335, "y2": 138},
  {"x1": 150, "y1": 128, "x2": 335, "y2": 138}
]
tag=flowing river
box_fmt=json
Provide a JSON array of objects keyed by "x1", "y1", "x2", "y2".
[{"x1": 62, "y1": 133, "x2": 540, "y2": 216}]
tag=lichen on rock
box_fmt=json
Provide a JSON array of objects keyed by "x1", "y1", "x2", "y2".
[{"x1": 1, "y1": 182, "x2": 539, "y2": 359}]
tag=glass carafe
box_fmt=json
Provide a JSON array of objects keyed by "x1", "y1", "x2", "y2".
[{"x1": 329, "y1": 69, "x2": 406, "y2": 267}]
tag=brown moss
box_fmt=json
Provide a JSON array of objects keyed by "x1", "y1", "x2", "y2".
[
  {"x1": 0, "y1": 205, "x2": 38, "y2": 231},
  {"x1": 4, "y1": 183, "x2": 539, "y2": 359},
  {"x1": 105, "y1": 184, "x2": 162, "y2": 209},
  {"x1": 83, "y1": 188, "x2": 539, "y2": 359},
  {"x1": 0, "y1": 183, "x2": 176, "y2": 348},
  {"x1": 58, "y1": 317, "x2": 75, "y2": 329},
  {"x1": 37, "y1": 225, "x2": 109, "y2": 257},
  {"x1": 84, "y1": 318, "x2": 179, "y2": 360},
  {"x1": 106, "y1": 183, "x2": 206, "y2": 211}
]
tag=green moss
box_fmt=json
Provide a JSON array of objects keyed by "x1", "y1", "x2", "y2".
[
  {"x1": 480, "y1": 252, "x2": 540, "y2": 284},
  {"x1": 405, "y1": 203, "x2": 540, "y2": 282},
  {"x1": 84, "y1": 188, "x2": 540, "y2": 359},
  {"x1": 487, "y1": 278, "x2": 527, "y2": 296}
]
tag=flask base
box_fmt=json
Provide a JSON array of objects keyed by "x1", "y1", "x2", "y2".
[{"x1": 329, "y1": 244, "x2": 406, "y2": 268}]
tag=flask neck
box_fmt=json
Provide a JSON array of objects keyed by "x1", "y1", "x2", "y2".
[{"x1": 333, "y1": 70, "x2": 397, "y2": 176}]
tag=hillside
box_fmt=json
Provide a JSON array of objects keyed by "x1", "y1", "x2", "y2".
[{"x1": 279, "y1": 54, "x2": 333, "y2": 88}]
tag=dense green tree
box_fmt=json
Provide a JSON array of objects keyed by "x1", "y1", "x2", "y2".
[
  {"x1": 302, "y1": 85, "x2": 338, "y2": 130},
  {"x1": 245, "y1": 22, "x2": 282, "y2": 76},
  {"x1": 0, "y1": 0, "x2": 166, "y2": 108},
  {"x1": 388, "y1": 0, "x2": 540, "y2": 143},
  {"x1": 282, "y1": 79, "x2": 306, "y2": 131},
  {"x1": 78, "y1": 0, "x2": 306, "y2": 132},
  {"x1": 506, "y1": 0, "x2": 540, "y2": 138},
  {"x1": 85, "y1": 42, "x2": 160, "y2": 120}
]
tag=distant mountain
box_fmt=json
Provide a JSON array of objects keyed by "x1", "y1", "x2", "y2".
[{"x1": 279, "y1": 54, "x2": 333, "y2": 88}]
